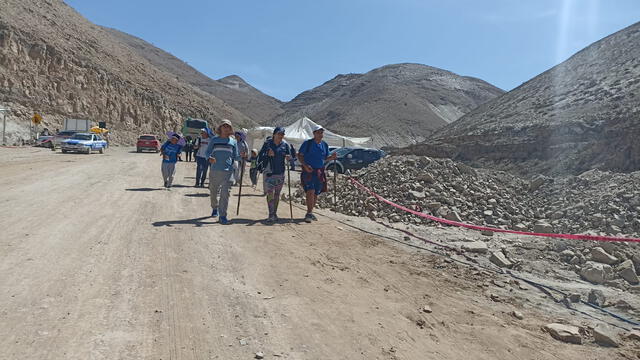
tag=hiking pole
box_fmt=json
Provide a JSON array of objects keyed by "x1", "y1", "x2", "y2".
[
  {"x1": 333, "y1": 159, "x2": 337, "y2": 205},
  {"x1": 236, "y1": 159, "x2": 246, "y2": 215},
  {"x1": 287, "y1": 160, "x2": 293, "y2": 220}
]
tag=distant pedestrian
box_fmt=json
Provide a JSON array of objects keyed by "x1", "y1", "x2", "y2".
[
  {"x1": 160, "y1": 133, "x2": 183, "y2": 188},
  {"x1": 193, "y1": 128, "x2": 211, "y2": 187},
  {"x1": 289, "y1": 143, "x2": 297, "y2": 171},
  {"x1": 257, "y1": 127, "x2": 294, "y2": 223},
  {"x1": 205, "y1": 119, "x2": 244, "y2": 225},
  {"x1": 249, "y1": 149, "x2": 259, "y2": 188},
  {"x1": 184, "y1": 136, "x2": 194, "y2": 162},
  {"x1": 297, "y1": 125, "x2": 337, "y2": 223}
]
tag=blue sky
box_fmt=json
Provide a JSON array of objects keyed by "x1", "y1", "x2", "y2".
[{"x1": 65, "y1": 0, "x2": 639, "y2": 101}]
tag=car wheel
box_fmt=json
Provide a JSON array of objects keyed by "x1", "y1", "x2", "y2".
[
  {"x1": 86, "y1": 148, "x2": 92, "y2": 154},
  {"x1": 137, "y1": 148, "x2": 141, "y2": 153},
  {"x1": 61, "y1": 149, "x2": 68, "y2": 153},
  {"x1": 99, "y1": 147, "x2": 104, "y2": 154}
]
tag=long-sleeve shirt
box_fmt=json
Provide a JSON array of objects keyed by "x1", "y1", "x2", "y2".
[
  {"x1": 258, "y1": 139, "x2": 294, "y2": 176},
  {"x1": 204, "y1": 136, "x2": 240, "y2": 172},
  {"x1": 160, "y1": 141, "x2": 183, "y2": 163}
]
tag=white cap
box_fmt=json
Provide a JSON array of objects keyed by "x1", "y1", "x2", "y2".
[{"x1": 311, "y1": 124, "x2": 324, "y2": 132}]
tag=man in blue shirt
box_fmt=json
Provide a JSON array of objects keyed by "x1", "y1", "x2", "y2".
[
  {"x1": 160, "y1": 133, "x2": 183, "y2": 188},
  {"x1": 298, "y1": 124, "x2": 337, "y2": 223},
  {"x1": 205, "y1": 119, "x2": 244, "y2": 224}
]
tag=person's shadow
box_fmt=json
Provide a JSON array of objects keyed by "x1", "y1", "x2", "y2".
[
  {"x1": 152, "y1": 216, "x2": 217, "y2": 227},
  {"x1": 126, "y1": 187, "x2": 164, "y2": 192}
]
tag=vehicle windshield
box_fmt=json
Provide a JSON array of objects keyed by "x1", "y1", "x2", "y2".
[
  {"x1": 334, "y1": 148, "x2": 352, "y2": 157},
  {"x1": 185, "y1": 119, "x2": 207, "y2": 129},
  {"x1": 58, "y1": 131, "x2": 76, "y2": 136},
  {"x1": 139, "y1": 135, "x2": 156, "y2": 140},
  {"x1": 71, "y1": 134, "x2": 93, "y2": 140}
]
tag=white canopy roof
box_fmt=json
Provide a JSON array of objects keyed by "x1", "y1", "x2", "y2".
[{"x1": 247, "y1": 117, "x2": 370, "y2": 150}]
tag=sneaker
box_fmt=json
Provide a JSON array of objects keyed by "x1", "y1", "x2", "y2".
[
  {"x1": 309, "y1": 213, "x2": 318, "y2": 221},
  {"x1": 266, "y1": 215, "x2": 277, "y2": 223},
  {"x1": 219, "y1": 216, "x2": 229, "y2": 225},
  {"x1": 211, "y1": 208, "x2": 218, "y2": 217},
  {"x1": 304, "y1": 213, "x2": 313, "y2": 223},
  {"x1": 163, "y1": 181, "x2": 167, "y2": 188},
  {"x1": 195, "y1": 182, "x2": 200, "y2": 187}
]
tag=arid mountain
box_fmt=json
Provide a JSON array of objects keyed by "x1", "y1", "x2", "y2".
[
  {"x1": 104, "y1": 28, "x2": 283, "y2": 124},
  {"x1": 402, "y1": 22, "x2": 640, "y2": 177},
  {"x1": 0, "y1": 0, "x2": 256, "y2": 143},
  {"x1": 272, "y1": 63, "x2": 504, "y2": 147}
]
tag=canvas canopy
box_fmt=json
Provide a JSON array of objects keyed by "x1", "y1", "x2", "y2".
[{"x1": 247, "y1": 117, "x2": 370, "y2": 151}]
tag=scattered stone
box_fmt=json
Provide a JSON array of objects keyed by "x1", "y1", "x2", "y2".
[
  {"x1": 587, "y1": 289, "x2": 606, "y2": 307},
  {"x1": 462, "y1": 241, "x2": 488, "y2": 254},
  {"x1": 416, "y1": 319, "x2": 426, "y2": 329},
  {"x1": 593, "y1": 325, "x2": 619, "y2": 347},
  {"x1": 255, "y1": 351, "x2": 265, "y2": 359},
  {"x1": 480, "y1": 230, "x2": 494, "y2": 237},
  {"x1": 616, "y1": 259, "x2": 639, "y2": 284},
  {"x1": 590, "y1": 247, "x2": 618, "y2": 265},
  {"x1": 533, "y1": 222, "x2": 553, "y2": 233},
  {"x1": 543, "y1": 323, "x2": 582, "y2": 344},
  {"x1": 568, "y1": 293, "x2": 581, "y2": 303},
  {"x1": 239, "y1": 339, "x2": 248, "y2": 346},
  {"x1": 511, "y1": 311, "x2": 524, "y2": 320},
  {"x1": 529, "y1": 176, "x2": 546, "y2": 192},
  {"x1": 490, "y1": 251, "x2": 513, "y2": 268},
  {"x1": 445, "y1": 211, "x2": 463, "y2": 222},
  {"x1": 628, "y1": 330, "x2": 640, "y2": 341},
  {"x1": 513, "y1": 223, "x2": 527, "y2": 231},
  {"x1": 490, "y1": 293, "x2": 501, "y2": 302},
  {"x1": 422, "y1": 305, "x2": 433, "y2": 313}
]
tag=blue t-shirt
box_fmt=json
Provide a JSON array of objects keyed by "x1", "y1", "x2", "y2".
[
  {"x1": 259, "y1": 139, "x2": 293, "y2": 176},
  {"x1": 204, "y1": 136, "x2": 240, "y2": 172},
  {"x1": 161, "y1": 141, "x2": 183, "y2": 163},
  {"x1": 299, "y1": 139, "x2": 329, "y2": 169}
]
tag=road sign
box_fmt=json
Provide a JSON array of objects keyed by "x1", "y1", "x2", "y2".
[{"x1": 32, "y1": 113, "x2": 42, "y2": 125}]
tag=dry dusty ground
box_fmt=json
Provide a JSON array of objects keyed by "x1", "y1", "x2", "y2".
[{"x1": 0, "y1": 146, "x2": 637, "y2": 360}]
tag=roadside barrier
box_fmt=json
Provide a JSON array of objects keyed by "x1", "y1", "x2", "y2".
[{"x1": 349, "y1": 177, "x2": 640, "y2": 243}]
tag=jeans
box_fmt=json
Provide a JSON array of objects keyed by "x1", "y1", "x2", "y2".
[{"x1": 195, "y1": 156, "x2": 209, "y2": 185}]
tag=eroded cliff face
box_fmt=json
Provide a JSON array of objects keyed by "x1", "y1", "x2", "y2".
[
  {"x1": 405, "y1": 22, "x2": 640, "y2": 177},
  {"x1": 0, "y1": 0, "x2": 254, "y2": 144}
]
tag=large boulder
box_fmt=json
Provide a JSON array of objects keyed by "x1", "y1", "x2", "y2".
[
  {"x1": 590, "y1": 247, "x2": 618, "y2": 265},
  {"x1": 593, "y1": 325, "x2": 619, "y2": 347},
  {"x1": 616, "y1": 259, "x2": 639, "y2": 284},
  {"x1": 462, "y1": 241, "x2": 488, "y2": 254},
  {"x1": 580, "y1": 262, "x2": 612, "y2": 284},
  {"x1": 543, "y1": 323, "x2": 582, "y2": 344}
]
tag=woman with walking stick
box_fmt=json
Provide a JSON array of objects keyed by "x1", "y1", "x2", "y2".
[{"x1": 257, "y1": 127, "x2": 294, "y2": 223}]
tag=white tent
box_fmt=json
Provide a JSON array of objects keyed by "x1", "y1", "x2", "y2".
[{"x1": 247, "y1": 117, "x2": 371, "y2": 151}]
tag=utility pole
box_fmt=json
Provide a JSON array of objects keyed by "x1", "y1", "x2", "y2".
[{"x1": 0, "y1": 107, "x2": 10, "y2": 146}]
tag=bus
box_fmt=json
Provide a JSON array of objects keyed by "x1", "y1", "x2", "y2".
[{"x1": 182, "y1": 118, "x2": 209, "y2": 138}]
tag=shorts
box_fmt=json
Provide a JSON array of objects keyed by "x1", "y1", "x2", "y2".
[{"x1": 301, "y1": 168, "x2": 327, "y2": 195}]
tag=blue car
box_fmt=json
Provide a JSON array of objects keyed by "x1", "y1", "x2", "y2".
[
  {"x1": 61, "y1": 133, "x2": 108, "y2": 154},
  {"x1": 325, "y1": 147, "x2": 385, "y2": 174}
]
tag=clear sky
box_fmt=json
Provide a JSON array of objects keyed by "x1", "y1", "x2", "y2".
[{"x1": 65, "y1": 0, "x2": 639, "y2": 101}]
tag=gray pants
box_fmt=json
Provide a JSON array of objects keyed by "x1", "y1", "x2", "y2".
[
  {"x1": 161, "y1": 162, "x2": 176, "y2": 186},
  {"x1": 209, "y1": 170, "x2": 233, "y2": 217}
]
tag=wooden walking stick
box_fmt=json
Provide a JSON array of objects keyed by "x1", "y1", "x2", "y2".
[
  {"x1": 287, "y1": 160, "x2": 294, "y2": 220},
  {"x1": 333, "y1": 159, "x2": 337, "y2": 205},
  {"x1": 236, "y1": 159, "x2": 246, "y2": 215}
]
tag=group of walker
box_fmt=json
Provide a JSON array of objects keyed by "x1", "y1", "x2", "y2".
[{"x1": 159, "y1": 119, "x2": 337, "y2": 225}]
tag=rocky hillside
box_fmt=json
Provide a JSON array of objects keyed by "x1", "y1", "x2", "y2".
[
  {"x1": 104, "y1": 28, "x2": 284, "y2": 124},
  {"x1": 0, "y1": 0, "x2": 256, "y2": 144},
  {"x1": 272, "y1": 63, "x2": 504, "y2": 147},
  {"x1": 404, "y1": 22, "x2": 640, "y2": 176}
]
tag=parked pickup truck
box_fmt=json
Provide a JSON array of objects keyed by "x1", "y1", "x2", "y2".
[{"x1": 61, "y1": 133, "x2": 108, "y2": 154}]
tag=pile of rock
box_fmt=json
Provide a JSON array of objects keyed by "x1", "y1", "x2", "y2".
[{"x1": 297, "y1": 155, "x2": 640, "y2": 239}]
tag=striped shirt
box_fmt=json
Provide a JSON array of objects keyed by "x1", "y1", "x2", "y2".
[{"x1": 204, "y1": 136, "x2": 240, "y2": 172}]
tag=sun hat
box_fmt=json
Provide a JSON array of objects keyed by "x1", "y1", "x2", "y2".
[{"x1": 216, "y1": 119, "x2": 233, "y2": 133}]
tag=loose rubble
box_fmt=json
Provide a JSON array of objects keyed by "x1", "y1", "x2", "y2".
[
  {"x1": 291, "y1": 155, "x2": 640, "y2": 291},
  {"x1": 543, "y1": 323, "x2": 582, "y2": 344}
]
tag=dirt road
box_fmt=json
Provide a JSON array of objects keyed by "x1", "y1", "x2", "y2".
[{"x1": 0, "y1": 147, "x2": 633, "y2": 359}]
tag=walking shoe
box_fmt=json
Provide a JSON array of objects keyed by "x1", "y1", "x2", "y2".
[
  {"x1": 211, "y1": 208, "x2": 218, "y2": 217},
  {"x1": 309, "y1": 213, "x2": 318, "y2": 221},
  {"x1": 266, "y1": 215, "x2": 277, "y2": 223},
  {"x1": 219, "y1": 216, "x2": 229, "y2": 225},
  {"x1": 304, "y1": 213, "x2": 313, "y2": 223},
  {"x1": 163, "y1": 181, "x2": 167, "y2": 188},
  {"x1": 195, "y1": 182, "x2": 199, "y2": 187}
]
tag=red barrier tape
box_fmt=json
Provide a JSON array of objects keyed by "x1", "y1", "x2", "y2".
[{"x1": 349, "y1": 178, "x2": 640, "y2": 244}]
